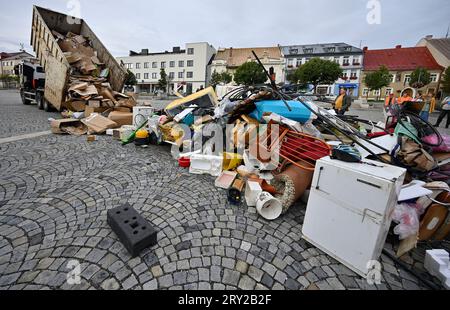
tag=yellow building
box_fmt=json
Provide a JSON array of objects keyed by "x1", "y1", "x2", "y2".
[{"x1": 359, "y1": 46, "x2": 443, "y2": 100}]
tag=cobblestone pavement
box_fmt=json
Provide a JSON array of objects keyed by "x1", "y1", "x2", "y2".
[
  {"x1": 0, "y1": 89, "x2": 446, "y2": 290},
  {"x1": 0, "y1": 90, "x2": 60, "y2": 139}
]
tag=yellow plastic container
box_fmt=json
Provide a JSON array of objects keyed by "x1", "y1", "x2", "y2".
[{"x1": 222, "y1": 153, "x2": 243, "y2": 171}]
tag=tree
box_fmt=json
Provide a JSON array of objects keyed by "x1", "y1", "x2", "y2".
[
  {"x1": 124, "y1": 70, "x2": 137, "y2": 86},
  {"x1": 289, "y1": 58, "x2": 342, "y2": 92},
  {"x1": 158, "y1": 68, "x2": 168, "y2": 92},
  {"x1": 364, "y1": 65, "x2": 391, "y2": 101},
  {"x1": 409, "y1": 67, "x2": 431, "y2": 89},
  {"x1": 233, "y1": 62, "x2": 267, "y2": 86},
  {"x1": 210, "y1": 70, "x2": 233, "y2": 87},
  {"x1": 441, "y1": 66, "x2": 450, "y2": 95}
]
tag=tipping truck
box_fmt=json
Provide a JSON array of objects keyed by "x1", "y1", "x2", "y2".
[
  {"x1": 29, "y1": 5, "x2": 127, "y2": 111},
  {"x1": 15, "y1": 59, "x2": 46, "y2": 109}
]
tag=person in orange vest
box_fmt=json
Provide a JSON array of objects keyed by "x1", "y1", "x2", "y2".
[
  {"x1": 397, "y1": 92, "x2": 413, "y2": 105},
  {"x1": 385, "y1": 93, "x2": 396, "y2": 107}
]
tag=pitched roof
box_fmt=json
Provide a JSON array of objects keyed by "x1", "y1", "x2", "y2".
[
  {"x1": 281, "y1": 43, "x2": 362, "y2": 56},
  {"x1": 214, "y1": 47, "x2": 282, "y2": 67},
  {"x1": 426, "y1": 38, "x2": 450, "y2": 60},
  {"x1": 363, "y1": 46, "x2": 443, "y2": 71},
  {"x1": 1, "y1": 51, "x2": 34, "y2": 61}
]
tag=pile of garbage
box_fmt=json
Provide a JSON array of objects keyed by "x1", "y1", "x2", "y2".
[{"x1": 50, "y1": 31, "x2": 139, "y2": 136}]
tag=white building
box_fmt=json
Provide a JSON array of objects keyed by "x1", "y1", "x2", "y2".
[
  {"x1": 281, "y1": 43, "x2": 364, "y2": 97},
  {"x1": 117, "y1": 43, "x2": 216, "y2": 95}
]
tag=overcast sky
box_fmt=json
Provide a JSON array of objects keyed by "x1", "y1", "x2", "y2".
[{"x1": 1, "y1": 0, "x2": 449, "y2": 57}]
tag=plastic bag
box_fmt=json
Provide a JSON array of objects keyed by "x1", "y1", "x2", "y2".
[
  {"x1": 392, "y1": 203, "x2": 421, "y2": 240},
  {"x1": 422, "y1": 134, "x2": 450, "y2": 153}
]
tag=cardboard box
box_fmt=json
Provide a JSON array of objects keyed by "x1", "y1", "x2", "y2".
[
  {"x1": 82, "y1": 114, "x2": 119, "y2": 134},
  {"x1": 51, "y1": 119, "x2": 87, "y2": 136},
  {"x1": 88, "y1": 100, "x2": 101, "y2": 108},
  {"x1": 108, "y1": 111, "x2": 133, "y2": 127},
  {"x1": 85, "y1": 106, "x2": 109, "y2": 117}
]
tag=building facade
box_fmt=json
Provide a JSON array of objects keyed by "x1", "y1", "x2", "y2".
[
  {"x1": 210, "y1": 47, "x2": 285, "y2": 85},
  {"x1": 360, "y1": 45, "x2": 444, "y2": 100},
  {"x1": 0, "y1": 51, "x2": 35, "y2": 76},
  {"x1": 281, "y1": 43, "x2": 363, "y2": 97},
  {"x1": 117, "y1": 43, "x2": 216, "y2": 94}
]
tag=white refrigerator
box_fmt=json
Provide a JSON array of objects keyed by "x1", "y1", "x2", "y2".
[{"x1": 302, "y1": 157, "x2": 406, "y2": 278}]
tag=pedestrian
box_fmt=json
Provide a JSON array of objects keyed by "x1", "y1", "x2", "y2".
[
  {"x1": 385, "y1": 93, "x2": 396, "y2": 108},
  {"x1": 434, "y1": 96, "x2": 450, "y2": 129},
  {"x1": 333, "y1": 88, "x2": 352, "y2": 115},
  {"x1": 419, "y1": 93, "x2": 436, "y2": 123}
]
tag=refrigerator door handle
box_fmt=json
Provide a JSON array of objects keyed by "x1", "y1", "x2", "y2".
[{"x1": 315, "y1": 166, "x2": 324, "y2": 190}]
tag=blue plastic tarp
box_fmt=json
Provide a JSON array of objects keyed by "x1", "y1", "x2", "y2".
[{"x1": 249, "y1": 100, "x2": 312, "y2": 124}]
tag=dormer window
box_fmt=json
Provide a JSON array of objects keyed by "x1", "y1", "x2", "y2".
[
  {"x1": 328, "y1": 47, "x2": 336, "y2": 53},
  {"x1": 290, "y1": 49, "x2": 298, "y2": 55},
  {"x1": 303, "y1": 48, "x2": 313, "y2": 54}
]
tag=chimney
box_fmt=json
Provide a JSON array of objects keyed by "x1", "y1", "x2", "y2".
[
  {"x1": 363, "y1": 46, "x2": 368, "y2": 52},
  {"x1": 395, "y1": 45, "x2": 402, "y2": 49},
  {"x1": 425, "y1": 35, "x2": 433, "y2": 40},
  {"x1": 229, "y1": 47, "x2": 233, "y2": 57}
]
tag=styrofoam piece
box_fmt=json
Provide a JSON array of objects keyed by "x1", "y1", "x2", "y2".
[
  {"x1": 174, "y1": 108, "x2": 195, "y2": 123},
  {"x1": 215, "y1": 171, "x2": 237, "y2": 190},
  {"x1": 424, "y1": 249, "x2": 450, "y2": 289},
  {"x1": 256, "y1": 192, "x2": 283, "y2": 221},
  {"x1": 245, "y1": 181, "x2": 263, "y2": 207},
  {"x1": 356, "y1": 135, "x2": 398, "y2": 159},
  {"x1": 399, "y1": 180, "x2": 433, "y2": 202},
  {"x1": 189, "y1": 155, "x2": 223, "y2": 177},
  {"x1": 243, "y1": 150, "x2": 277, "y2": 172}
]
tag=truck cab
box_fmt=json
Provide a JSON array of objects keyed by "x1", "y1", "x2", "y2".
[{"x1": 15, "y1": 60, "x2": 51, "y2": 111}]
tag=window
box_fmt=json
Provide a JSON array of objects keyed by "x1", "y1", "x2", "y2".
[
  {"x1": 136, "y1": 73, "x2": 141, "y2": 79},
  {"x1": 296, "y1": 59, "x2": 302, "y2": 67},
  {"x1": 187, "y1": 72, "x2": 193, "y2": 78},
  {"x1": 353, "y1": 57, "x2": 360, "y2": 65},
  {"x1": 170, "y1": 61, "x2": 175, "y2": 68},
  {"x1": 161, "y1": 62, "x2": 166, "y2": 69},
  {"x1": 304, "y1": 58, "x2": 310, "y2": 63},
  {"x1": 136, "y1": 63, "x2": 141, "y2": 69},
  {"x1": 187, "y1": 60, "x2": 194, "y2": 67},
  {"x1": 178, "y1": 72, "x2": 184, "y2": 79},
  {"x1": 373, "y1": 89, "x2": 381, "y2": 96},
  {"x1": 152, "y1": 62, "x2": 157, "y2": 68},
  {"x1": 144, "y1": 73, "x2": 149, "y2": 79},
  {"x1": 363, "y1": 88, "x2": 369, "y2": 96},
  {"x1": 430, "y1": 73, "x2": 438, "y2": 82},
  {"x1": 334, "y1": 57, "x2": 340, "y2": 64},
  {"x1": 404, "y1": 74, "x2": 411, "y2": 83},
  {"x1": 390, "y1": 74, "x2": 396, "y2": 83},
  {"x1": 343, "y1": 56, "x2": 350, "y2": 66},
  {"x1": 350, "y1": 71, "x2": 357, "y2": 79},
  {"x1": 385, "y1": 88, "x2": 393, "y2": 96},
  {"x1": 344, "y1": 46, "x2": 352, "y2": 52},
  {"x1": 169, "y1": 72, "x2": 175, "y2": 79},
  {"x1": 303, "y1": 48, "x2": 313, "y2": 54},
  {"x1": 126, "y1": 63, "x2": 133, "y2": 69},
  {"x1": 152, "y1": 73, "x2": 158, "y2": 79},
  {"x1": 287, "y1": 59, "x2": 294, "y2": 67},
  {"x1": 179, "y1": 61, "x2": 184, "y2": 67},
  {"x1": 144, "y1": 62, "x2": 149, "y2": 69},
  {"x1": 327, "y1": 47, "x2": 335, "y2": 53},
  {"x1": 290, "y1": 49, "x2": 298, "y2": 55},
  {"x1": 187, "y1": 48, "x2": 194, "y2": 55}
]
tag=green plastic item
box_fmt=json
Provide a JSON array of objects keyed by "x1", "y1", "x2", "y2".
[
  {"x1": 394, "y1": 120, "x2": 420, "y2": 144},
  {"x1": 122, "y1": 120, "x2": 149, "y2": 145}
]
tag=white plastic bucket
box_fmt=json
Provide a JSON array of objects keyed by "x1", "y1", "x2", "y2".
[{"x1": 256, "y1": 192, "x2": 282, "y2": 221}]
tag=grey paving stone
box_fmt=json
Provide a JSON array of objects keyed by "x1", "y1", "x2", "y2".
[
  {"x1": 101, "y1": 278, "x2": 121, "y2": 290},
  {"x1": 222, "y1": 269, "x2": 240, "y2": 286},
  {"x1": 238, "y1": 275, "x2": 256, "y2": 290}
]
